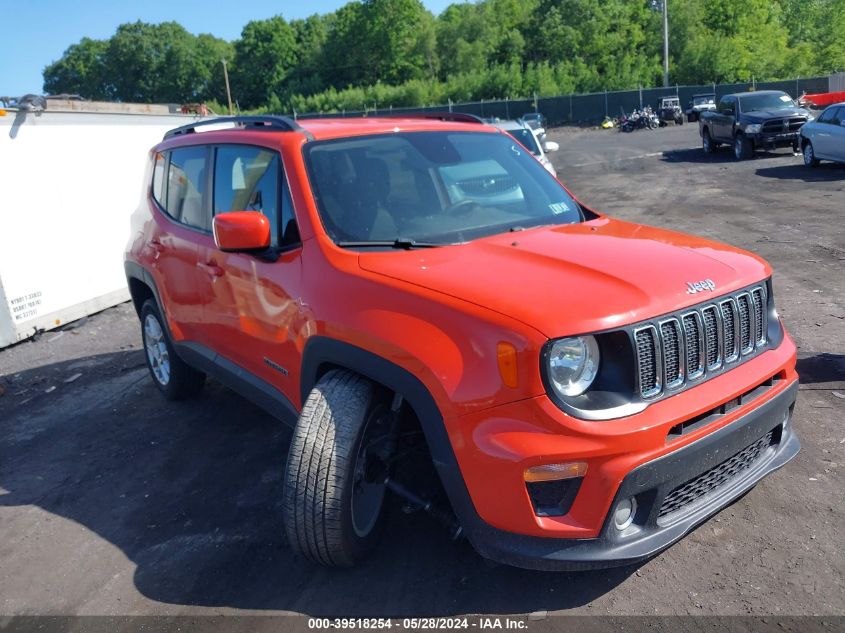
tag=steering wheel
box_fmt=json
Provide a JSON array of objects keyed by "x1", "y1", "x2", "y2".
[{"x1": 444, "y1": 199, "x2": 478, "y2": 215}]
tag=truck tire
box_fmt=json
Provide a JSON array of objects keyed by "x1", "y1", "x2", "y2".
[
  {"x1": 803, "y1": 140, "x2": 819, "y2": 167},
  {"x1": 140, "y1": 299, "x2": 205, "y2": 400},
  {"x1": 702, "y1": 128, "x2": 716, "y2": 154},
  {"x1": 283, "y1": 369, "x2": 392, "y2": 567},
  {"x1": 734, "y1": 134, "x2": 753, "y2": 161}
]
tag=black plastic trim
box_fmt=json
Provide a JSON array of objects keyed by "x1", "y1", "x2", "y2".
[
  {"x1": 464, "y1": 379, "x2": 799, "y2": 570},
  {"x1": 174, "y1": 341, "x2": 298, "y2": 424},
  {"x1": 300, "y1": 336, "x2": 486, "y2": 533}
]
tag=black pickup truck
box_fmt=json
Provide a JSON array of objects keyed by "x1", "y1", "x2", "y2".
[{"x1": 699, "y1": 90, "x2": 811, "y2": 160}]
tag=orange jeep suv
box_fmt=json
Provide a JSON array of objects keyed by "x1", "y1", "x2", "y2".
[{"x1": 124, "y1": 114, "x2": 799, "y2": 570}]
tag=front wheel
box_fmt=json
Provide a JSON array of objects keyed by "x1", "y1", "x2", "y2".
[
  {"x1": 803, "y1": 141, "x2": 819, "y2": 167},
  {"x1": 734, "y1": 134, "x2": 753, "y2": 161},
  {"x1": 283, "y1": 370, "x2": 393, "y2": 567},
  {"x1": 702, "y1": 129, "x2": 715, "y2": 154}
]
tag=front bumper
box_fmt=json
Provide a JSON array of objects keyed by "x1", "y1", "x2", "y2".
[
  {"x1": 750, "y1": 131, "x2": 801, "y2": 149},
  {"x1": 459, "y1": 379, "x2": 799, "y2": 570}
]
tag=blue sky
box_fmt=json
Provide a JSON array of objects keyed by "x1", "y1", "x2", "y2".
[{"x1": 0, "y1": 0, "x2": 457, "y2": 97}]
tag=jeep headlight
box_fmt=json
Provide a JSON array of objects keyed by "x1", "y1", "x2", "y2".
[
  {"x1": 745, "y1": 123, "x2": 762, "y2": 134},
  {"x1": 547, "y1": 336, "x2": 600, "y2": 397}
]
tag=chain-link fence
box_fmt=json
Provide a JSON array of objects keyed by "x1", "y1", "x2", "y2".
[{"x1": 297, "y1": 75, "x2": 832, "y2": 126}]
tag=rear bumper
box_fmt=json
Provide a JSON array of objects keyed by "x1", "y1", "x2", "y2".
[{"x1": 460, "y1": 380, "x2": 799, "y2": 571}]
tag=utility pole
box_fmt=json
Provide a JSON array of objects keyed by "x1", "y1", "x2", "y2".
[
  {"x1": 221, "y1": 59, "x2": 234, "y2": 115},
  {"x1": 662, "y1": 0, "x2": 669, "y2": 87}
]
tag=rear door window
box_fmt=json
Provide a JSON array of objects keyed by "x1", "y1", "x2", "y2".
[{"x1": 166, "y1": 146, "x2": 209, "y2": 229}]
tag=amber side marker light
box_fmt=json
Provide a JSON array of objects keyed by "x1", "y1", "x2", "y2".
[
  {"x1": 497, "y1": 342, "x2": 519, "y2": 388},
  {"x1": 524, "y1": 462, "x2": 588, "y2": 483}
]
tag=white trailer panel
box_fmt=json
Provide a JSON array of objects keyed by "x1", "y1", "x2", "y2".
[{"x1": 0, "y1": 107, "x2": 201, "y2": 348}]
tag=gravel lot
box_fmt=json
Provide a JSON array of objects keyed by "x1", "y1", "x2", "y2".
[{"x1": 1, "y1": 123, "x2": 843, "y2": 617}]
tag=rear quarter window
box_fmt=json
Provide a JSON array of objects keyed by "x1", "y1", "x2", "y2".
[{"x1": 152, "y1": 152, "x2": 166, "y2": 203}]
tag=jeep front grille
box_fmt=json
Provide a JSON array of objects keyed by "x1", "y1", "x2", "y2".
[{"x1": 635, "y1": 285, "x2": 768, "y2": 400}]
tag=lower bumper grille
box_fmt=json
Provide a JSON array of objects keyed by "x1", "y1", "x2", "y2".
[{"x1": 657, "y1": 429, "x2": 776, "y2": 519}]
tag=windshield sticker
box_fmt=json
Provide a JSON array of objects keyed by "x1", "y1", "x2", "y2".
[
  {"x1": 780, "y1": 95, "x2": 793, "y2": 102},
  {"x1": 549, "y1": 202, "x2": 570, "y2": 215}
]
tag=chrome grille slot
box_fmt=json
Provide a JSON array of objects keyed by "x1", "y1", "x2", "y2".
[
  {"x1": 720, "y1": 299, "x2": 739, "y2": 363},
  {"x1": 634, "y1": 326, "x2": 661, "y2": 399},
  {"x1": 737, "y1": 293, "x2": 755, "y2": 354},
  {"x1": 682, "y1": 312, "x2": 704, "y2": 380},
  {"x1": 632, "y1": 284, "x2": 769, "y2": 401},
  {"x1": 659, "y1": 318, "x2": 684, "y2": 389},
  {"x1": 701, "y1": 305, "x2": 722, "y2": 370},
  {"x1": 752, "y1": 287, "x2": 767, "y2": 346}
]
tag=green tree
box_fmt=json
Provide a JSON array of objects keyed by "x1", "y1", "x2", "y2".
[
  {"x1": 104, "y1": 21, "x2": 213, "y2": 102},
  {"x1": 43, "y1": 37, "x2": 109, "y2": 99},
  {"x1": 230, "y1": 16, "x2": 298, "y2": 109}
]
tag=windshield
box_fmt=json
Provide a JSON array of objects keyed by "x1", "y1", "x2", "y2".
[
  {"x1": 504, "y1": 127, "x2": 542, "y2": 156},
  {"x1": 740, "y1": 92, "x2": 796, "y2": 113},
  {"x1": 305, "y1": 131, "x2": 583, "y2": 246},
  {"x1": 693, "y1": 96, "x2": 714, "y2": 105}
]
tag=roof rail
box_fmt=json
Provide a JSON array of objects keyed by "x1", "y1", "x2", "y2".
[
  {"x1": 163, "y1": 115, "x2": 313, "y2": 141},
  {"x1": 384, "y1": 112, "x2": 485, "y2": 124}
]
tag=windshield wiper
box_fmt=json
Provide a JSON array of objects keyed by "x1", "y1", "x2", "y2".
[{"x1": 336, "y1": 238, "x2": 445, "y2": 249}]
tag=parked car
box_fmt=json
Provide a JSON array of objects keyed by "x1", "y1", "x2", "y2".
[
  {"x1": 699, "y1": 90, "x2": 811, "y2": 160},
  {"x1": 657, "y1": 96, "x2": 684, "y2": 126},
  {"x1": 521, "y1": 112, "x2": 547, "y2": 134},
  {"x1": 799, "y1": 102, "x2": 845, "y2": 167},
  {"x1": 686, "y1": 94, "x2": 716, "y2": 122},
  {"x1": 126, "y1": 113, "x2": 800, "y2": 570},
  {"x1": 492, "y1": 119, "x2": 559, "y2": 176}
]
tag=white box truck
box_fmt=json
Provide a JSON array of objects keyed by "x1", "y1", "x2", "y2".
[{"x1": 0, "y1": 98, "x2": 204, "y2": 348}]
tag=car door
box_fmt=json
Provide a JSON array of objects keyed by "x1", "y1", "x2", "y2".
[
  {"x1": 194, "y1": 144, "x2": 304, "y2": 406},
  {"x1": 831, "y1": 108, "x2": 845, "y2": 163},
  {"x1": 715, "y1": 97, "x2": 736, "y2": 141},
  {"x1": 147, "y1": 146, "x2": 210, "y2": 341},
  {"x1": 815, "y1": 106, "x2": 843, "y2": 160}
]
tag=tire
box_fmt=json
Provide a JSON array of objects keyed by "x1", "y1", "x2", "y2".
[
  {"x1": 702, "y1": 128, "x2": 715, "y2": 154},
  {"x1": 140, "y1": 299, "x2": 205, "y2": 400},
  {"x1": 677, "y1": 116, "x2": 684, "y2": 126},
  {"x1": 734, "y1": 134, "x2": 753, "y2": 161},
  {"x1": 283, "y1": 369, "x2": 393, "y2": 567},
  {"x1": 803, "y1": 140, "x2": 820, "y2": 167}
]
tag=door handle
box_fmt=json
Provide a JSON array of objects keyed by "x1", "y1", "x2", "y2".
[{"x1": 197, "y1": 261, "x2": 224, "y2": 277}]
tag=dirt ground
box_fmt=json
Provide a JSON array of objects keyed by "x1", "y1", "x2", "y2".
[{"x1": 0, "y1": 123, "x2": 843, "y2": 617}]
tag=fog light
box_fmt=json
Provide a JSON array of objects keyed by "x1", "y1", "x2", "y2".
[{"x1": 613, "y1": 496, "x2": 638, "y2": 531}]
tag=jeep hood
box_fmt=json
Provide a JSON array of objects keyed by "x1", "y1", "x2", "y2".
[{"x1": 358, "y1": 217, "x2": 771, "y2": 338}]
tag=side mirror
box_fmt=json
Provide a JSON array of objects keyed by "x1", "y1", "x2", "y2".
[
  {"x1": 213, "y1": 211, "x2": 271, "y2": 252},
  {"x1": 723, "y1": 108, "x2": 733, "y2": 116},
  {"x1": 543, "y1": 140, "x2": 560, "y2": 152}
]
